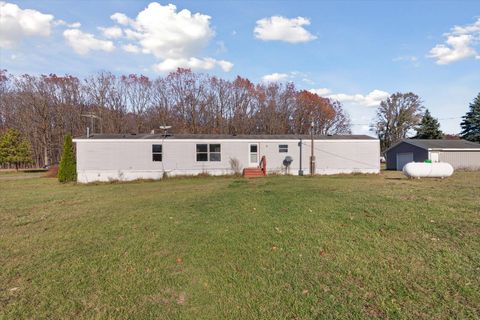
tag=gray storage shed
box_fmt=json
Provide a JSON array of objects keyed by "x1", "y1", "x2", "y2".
[{"x1": 386, "y1": 139, "x2": 480, "y2": 170}]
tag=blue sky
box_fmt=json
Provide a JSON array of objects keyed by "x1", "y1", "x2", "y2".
[{"x1": 1, "y1": 0, "x2": 479, "y2": 135}]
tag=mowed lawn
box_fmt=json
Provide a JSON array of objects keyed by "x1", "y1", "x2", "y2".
[{"x1": 1, "y1": 171, "x2": 479, "y2": 319}]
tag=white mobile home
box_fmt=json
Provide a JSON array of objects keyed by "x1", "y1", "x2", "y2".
[{"x1": 73, "y1": 134, "x2": 380, "y2": 183}]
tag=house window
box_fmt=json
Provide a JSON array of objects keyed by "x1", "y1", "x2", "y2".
[
  {"x1": 209, "y1": 144, "x2": 221, "y2": 161},
  {"x1": 279, "y1": 144, "x2": 288, "y2": 153},
  {"x1": 250, "y1": 144, "x2": 259, "y2": 164},
  {"x1": 152, "y1": 144, "x2": 162, "y2": 161},
  {"x1": 196, "y1": 144, "x2": 208, "y2": 161},
  {"x1": 196, "y1": 144, "x2": 221, "y2": 162}
]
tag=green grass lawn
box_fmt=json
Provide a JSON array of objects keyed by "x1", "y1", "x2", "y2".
[{"x1": 1, "y1": 171, "x2": 479, "y2": 319}]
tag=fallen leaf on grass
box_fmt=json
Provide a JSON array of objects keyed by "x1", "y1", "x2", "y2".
[
  {"x1": 176, "y1": 258, "x2": 183, "y2": 264},
  {"x1": 176, "y1": 292, "x2": 186, "y2": 305}
]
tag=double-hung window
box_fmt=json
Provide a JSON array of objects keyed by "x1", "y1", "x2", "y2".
[
  {"x1": 209, "y1": 144, "x2": 221, "y2": 161},
  {"x1": 152, "y1": 144, "x2": 162, "y2": 161},
  {"x1": 196, "y1": 144, "x2": 221, "y2": 162}
]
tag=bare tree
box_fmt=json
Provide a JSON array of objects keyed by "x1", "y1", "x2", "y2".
[
  {"x1": 372, "y1": 92, "x2": 424, "y2": 151},
  {"x1": 0, "y1": 68, "x2": 354, "y2": 168}
]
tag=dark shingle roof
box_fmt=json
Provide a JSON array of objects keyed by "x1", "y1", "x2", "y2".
[
  {"x1": 75, "y1": 133, "x2": 377, "y2": 140},
  {"x1": 402, "y1": 139, "x2": 480, "y2": 150}
]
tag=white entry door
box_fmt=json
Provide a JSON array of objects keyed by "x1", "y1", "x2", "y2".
[
  {"x1": 396, "y1": 152, "x2": 413, "y2": 170},
  {"x1": 430, "y1": 152, "x2": 439, "y2": 162},
  {"x1": 249, "y1": 143, "x2": 259, "y2": 166}
]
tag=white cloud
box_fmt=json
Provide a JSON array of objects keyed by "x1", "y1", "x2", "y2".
[
  {"x1": 328, "y1": 89, "x2": 390, "y2": 107},
  {"x1": 122, "y1": 43, "x2": 141, "y2": 53},
  {"x1": 216, "y1": 41, "x2": 227, "y2": 54},
  {"x1": 309, "y1": 88, "x2": 331, "y2": 95},
  {"x1": 69, "y1": 22, "x2": 81, "y2": 28},
  {"x1": 99, "y1": 26, "x2": 123, "y2": 39},
  {"x1": 428, "y1": 18, "x2": 480, "y2": 64},
  {"x1": 110, "y1": 2, "x2": 232, "y2": 72},
  {"x1": 55, "y1": 20, "x2": 81, "y2": 28},
  {"x1": 450, "y1": 17, "x2": 480, "y2": 35},
  {"x1": 63, "y1": 29, "x2": 115, "y2": 55},
  {"x1": 393, "y1": 55, "x2": 418, "y2": 62},
  {"x1": 301, "y1": 78, "x2": 315, "y2": 85},
  {"x1": 0, "y1": 1, "x2": 55, "y2": 48},
  {"x1": 217, "y1": 60, "x2": 234, "y2": 72},
  {"x1": 312, "y1": 89, "x2": 390, "y2": 107},
  {"x1": 429, "y1": 34, "x2": 478, "y2": 64},
  {"x1": 393, "y1": 55, "x2": 420, "y2": 67},
  {"x1": 112, "y1": 2, "x2": 213, "y2": 59},
  {"x1": 261, "y1": 71, "x2": 312, "y2": 83},
  {"x1": 110, "y1": 12, "x2": 133, "y2": 26},
  {"x1": 154, "y1": 57, "x2": 233, "y2": 72},
  {"x1": 261, "y1": 72, "x2": 289, "y2": 82},
  {"x1": 254, "y1": 16, "x2": 317, "y2": 43}
]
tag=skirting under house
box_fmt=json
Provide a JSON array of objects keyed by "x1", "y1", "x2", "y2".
[{"x1": 73, "y1": 134, "x2": 380, "y2": 183}]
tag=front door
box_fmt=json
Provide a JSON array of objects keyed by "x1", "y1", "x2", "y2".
[{"x1": 249, "y1": 143, "x2": 259, "y2": 166}]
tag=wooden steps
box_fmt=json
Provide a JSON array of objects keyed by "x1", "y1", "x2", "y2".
[
  {"x1": 243, "y1": 167, "x2": 265, "y2": 178},
  {"x1": 243, "y1": 156, "x2": 267, "y2": 178}
]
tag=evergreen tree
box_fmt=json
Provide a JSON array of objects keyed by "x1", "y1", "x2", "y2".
[
  {"x1": 0, "y1": 129, "x2": 32, "y2": 170},
  {"x1": 58, "y1": 134, "x2": 77, "y2": 182},
  {"x1": 414, "y1": 109, "x2": 443, "y2": 139},
  {"x1": 461, "y1": 93, "x2": 480, "y2": 143}
]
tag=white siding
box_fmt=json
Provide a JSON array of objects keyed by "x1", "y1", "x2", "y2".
[
  {"x1": 75, "y1": 138, "x2": 380, "y2": 183},
  {"x1": 437, "y1": 151, "x2": 480, "y2": 170}
]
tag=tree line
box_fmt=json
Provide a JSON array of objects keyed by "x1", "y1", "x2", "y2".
[
  {"x1": 0, "y1": 68, "x2": 351, "y2": 168},
  {"x1": 1, "y1": 67, "x2": 479, "y2": 169}
]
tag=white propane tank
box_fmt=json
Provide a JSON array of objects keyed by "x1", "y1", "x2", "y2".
[{"x1": 402, "y1": 162, "x2": 454, "y2": 178}]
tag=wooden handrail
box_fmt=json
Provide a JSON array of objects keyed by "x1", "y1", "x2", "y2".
[{"x1": 260, "y1": 156, "x2": 267, "y2": 176}]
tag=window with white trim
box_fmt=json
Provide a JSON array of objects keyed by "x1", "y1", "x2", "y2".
[
  {"x1": 209, "y1": 144, "x2": 221, "y2": 161},
  {"x1": 152, "y1": 144, "x2": 162, "y2": 161},
  {"x1": 196, "y1": 144, "x2": 221, "y2": 162},
  {"x1": 279, "y1": 144, "x2": 288, "y2": 153}
]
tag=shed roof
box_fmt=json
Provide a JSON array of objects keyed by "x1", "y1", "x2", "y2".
[
  {"x1": 74, "y1": 133, "x2": 376, "y2": 140},
  {"x1": 394, "y1": 139, "x2": 480, "y2": 150}
]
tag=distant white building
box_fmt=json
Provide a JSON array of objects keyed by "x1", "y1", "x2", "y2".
[{"x1": 73, "y1": 134, "x2": 380, "y2": 183}]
